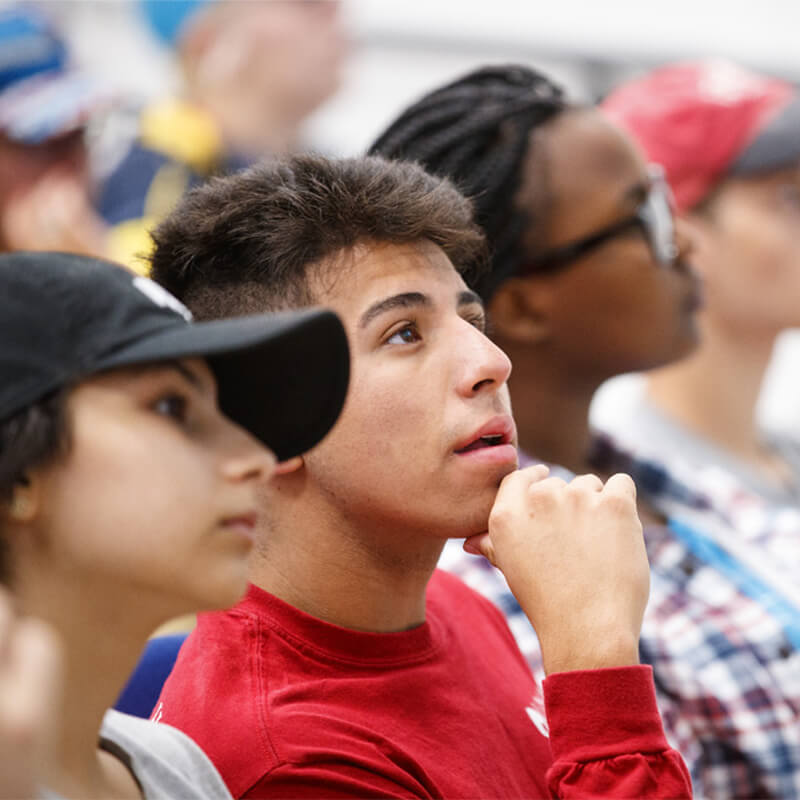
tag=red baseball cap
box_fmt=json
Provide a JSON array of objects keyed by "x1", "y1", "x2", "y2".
[{"x1": 602, "y1": 60, "x2": 800, "y2": 211}]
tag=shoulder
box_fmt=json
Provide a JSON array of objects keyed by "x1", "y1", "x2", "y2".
[{"x1": 100, "y1": 710, "x2": 232, "y2": 799}]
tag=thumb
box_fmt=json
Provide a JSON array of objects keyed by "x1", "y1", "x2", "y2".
[{"x1": 463, "y1": 533, "x2": 496, "y2": 566}]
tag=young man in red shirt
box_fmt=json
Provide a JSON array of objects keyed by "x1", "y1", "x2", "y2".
[{"x1": 149, "y1": 154, "x2": 691, "y2": 799}]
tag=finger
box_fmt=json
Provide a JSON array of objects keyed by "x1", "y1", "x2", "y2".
[
  {"x1": 517, "y1": 463, "x2": 550, "y2": 483},
  {"x1": 603, "y1": 472, "x2": 638, "y2": 501},
  {"x1": 527, "y1": 475, "x2": 568, "y2": 494},
  {"x1": 497, "y1": 464, "x2": 547, "y2": 495},
  {"x1": 569, "y1": 473, "x2": 604, "y2": 492}
]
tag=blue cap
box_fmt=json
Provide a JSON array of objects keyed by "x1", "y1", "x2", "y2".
[
  {"x1": 0, "y1": 6, "x2": 109, "y2": 144},
  {"x1": 139, "y1": 0, "x2": 212, "y2": 46}
]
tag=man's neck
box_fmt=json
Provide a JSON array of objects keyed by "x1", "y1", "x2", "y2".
[
  {"x1": 647, "y1": 317, "x2": 776, "y2": 465},
  {"x1": 250, "y1": 498, "x2": 446, "y2": 633},
  {"x1": 501, "y1": 338, "x2": 599, "y2": 474}
]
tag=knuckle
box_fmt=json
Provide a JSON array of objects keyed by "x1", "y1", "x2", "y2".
[
  {"x1": 600, "y1": 492, "x2": 635, "y2": 516},
  {"x1": 488, "y1": 503, "x2": 513, "y2": 530}
]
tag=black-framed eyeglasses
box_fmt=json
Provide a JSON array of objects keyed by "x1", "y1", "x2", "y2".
[{"x1": 521, "y1": 165, "x2": 679, "y2": 275}]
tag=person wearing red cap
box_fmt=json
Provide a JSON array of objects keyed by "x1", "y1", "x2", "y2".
[
  {"x1": 594, "y1": 59, "x2": 800, "y2": 798},
  {"x1": 600, "y1": 58, "x2": 800, "y2": 509}
]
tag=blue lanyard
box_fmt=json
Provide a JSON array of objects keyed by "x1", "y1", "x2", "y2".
[{"x1": 668, "y1": 518, "x2": 800, "y2": 650}]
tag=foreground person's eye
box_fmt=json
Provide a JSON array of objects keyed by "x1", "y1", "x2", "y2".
[{"x1": 153, "y1": 393, "x2": 189, "y2": 423}]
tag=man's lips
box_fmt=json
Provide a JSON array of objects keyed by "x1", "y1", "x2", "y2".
[{"x1": 454, "y1": 415, "x2": 516, "y2": 454}]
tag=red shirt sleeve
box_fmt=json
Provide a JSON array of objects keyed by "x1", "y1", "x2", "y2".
[{"x1": 544, "y1": 665, "x2": 692, "y2": 799}]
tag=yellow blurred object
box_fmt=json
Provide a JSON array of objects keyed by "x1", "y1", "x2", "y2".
[
  {"x1": 139, "y1": 100, "x2": 223, "y2": 174},
  {"x1": 106, "y1": 218, "x2": 156, "y2": 275},
  {"x1": 151, "y1": 614, "x2": 196, "y2": 637}
]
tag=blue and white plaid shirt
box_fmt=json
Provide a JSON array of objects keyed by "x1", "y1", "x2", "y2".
[{"x1": 439, "y1": 438, "x2": 800, "y2": 799}]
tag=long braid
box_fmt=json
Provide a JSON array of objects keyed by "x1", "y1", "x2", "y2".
[{"x1": 369, "y1": 65, "x2": 569, "y2": 300}]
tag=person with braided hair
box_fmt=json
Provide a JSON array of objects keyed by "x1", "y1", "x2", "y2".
[
  {"x1": 372, "y1": 65, "x2": 800, "y2": 799},
  {"x1": 370, "y1": 64, "x2": 700, "y2": 497}
]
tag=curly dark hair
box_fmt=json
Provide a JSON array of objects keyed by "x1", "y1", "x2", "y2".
[{"x1": 149, "y1": 153, "x2": 488, "y2": 319}]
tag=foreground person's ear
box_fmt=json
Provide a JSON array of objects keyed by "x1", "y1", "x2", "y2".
[
  {"x1": 488, "y1": 277, "x2": 554, "y2": 345},
  {"x1": 6, "y1": 476, "x2": 39, "y2": 523}
]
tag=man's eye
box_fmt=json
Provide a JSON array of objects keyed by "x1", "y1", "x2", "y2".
[
  {"x1": 153, "y1": 394, "x2": 189, "y2": 423},
  {"x1": 463, "y1": 313, "x2": 487, "y2": 333},
  {"x1": 386, "y1": 324, "x2": 421, "y2": 345}
]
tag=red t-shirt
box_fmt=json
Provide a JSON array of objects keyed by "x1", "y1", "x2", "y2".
[{"x1": 154, "y1": 570, "x2": 690, "y2": 798}]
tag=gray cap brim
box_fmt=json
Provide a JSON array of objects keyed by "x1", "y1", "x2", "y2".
[{"x1": 731, "y1": 95, "x2": 800, "y2": 175}]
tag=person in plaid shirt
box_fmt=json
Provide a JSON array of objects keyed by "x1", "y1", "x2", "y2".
[{"x1": 372, "y1": 62, "x2": 800, "y2": 798}]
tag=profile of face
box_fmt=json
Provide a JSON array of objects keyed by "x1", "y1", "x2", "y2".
[
  {"x1": 685, "y1": 163, "x2": 800, "y2": 337},
  {"x1": 20, "y1": 358, "x2": 274, "y2": 615},
  {"x1": 496, "y1": 108, "x2": 701, "y2": 379},
  {"x1": 195, "y1": 0, "x2": 347, "y2": 126},
  {"x1": 296, "y1": 241, "x2": 517, "y2": 539}
]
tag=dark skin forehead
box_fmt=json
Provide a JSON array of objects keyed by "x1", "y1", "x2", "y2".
[{"x1": 514, "y1": 107, "x2": 651, "y2": 256}]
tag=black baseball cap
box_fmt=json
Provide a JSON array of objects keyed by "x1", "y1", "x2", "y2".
[{"x1": 0, "y1": 251, "x2": 350, "y2": 461}]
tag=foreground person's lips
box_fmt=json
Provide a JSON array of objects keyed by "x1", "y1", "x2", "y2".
[{"x1": 220, "y1": 511, "x2": 259, "y2": 542}]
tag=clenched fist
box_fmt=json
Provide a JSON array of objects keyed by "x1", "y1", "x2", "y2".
[{"x1": 465, "y1": 466, "x2": 648, "y2": 675}]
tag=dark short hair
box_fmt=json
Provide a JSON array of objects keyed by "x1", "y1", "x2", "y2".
[
  {"x1": 369, "y1": 65, "x2": 573, "y2": 301},
  {"x1": 149, "y1": 153, "x2": 488, "y2": 318},
  {"x1": 0, "y1": 389, "x2": 71, "y2": 584}
]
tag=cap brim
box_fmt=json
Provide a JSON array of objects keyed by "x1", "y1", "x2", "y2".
[
  {"x1": 732, "y1": 94, "x2": 800, "y2": 175},
  {"x1": 0, "y1": 71, "x2": 112, "y2": 144},
  {"x1": 96, "y1": 308, "x2": 349, "y2": 461}
]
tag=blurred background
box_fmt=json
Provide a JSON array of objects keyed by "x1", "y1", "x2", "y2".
[{"x1": 15, "y1": 0, "x2": 800, "y2": 438}]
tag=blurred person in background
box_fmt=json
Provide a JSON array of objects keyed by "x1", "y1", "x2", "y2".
[
  {"x1": 0, "y1": 5, "x2": 110, "y2": 257},
  {"x1": 99, "y1": 0, "x2": 348, "y2": 273},
  {"x1": 0, "y1": 250, "x2": 349, "y2": 798},
  {"x1": 599, "y1": 60, "x2": 800, "y2": 509},
  {"x1": 371, "y1": 64, "x2": 800, "y2": 799}
]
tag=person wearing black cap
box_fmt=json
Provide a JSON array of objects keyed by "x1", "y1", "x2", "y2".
[
  {"x1": 147, "y1": 153, "x2": 691, "y2": 799},
  {"x1": 0, "y1": 250, "x2": 349, "y2": 799}
]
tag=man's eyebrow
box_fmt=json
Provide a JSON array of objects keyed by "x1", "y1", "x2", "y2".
[
  {"x1": 458, "y1": 290, "x2": 483, "y2": 309},
  {"x1": 359, "y1": 292, "x2": 432, "y2": 328}
]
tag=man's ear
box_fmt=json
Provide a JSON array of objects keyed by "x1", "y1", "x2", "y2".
[
  {"x1": 273, "y1": 456, "x2": 304, "y2": 477},
  {"x1": 487, "y1": 277, "x2": 554, "y2": 345}
]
